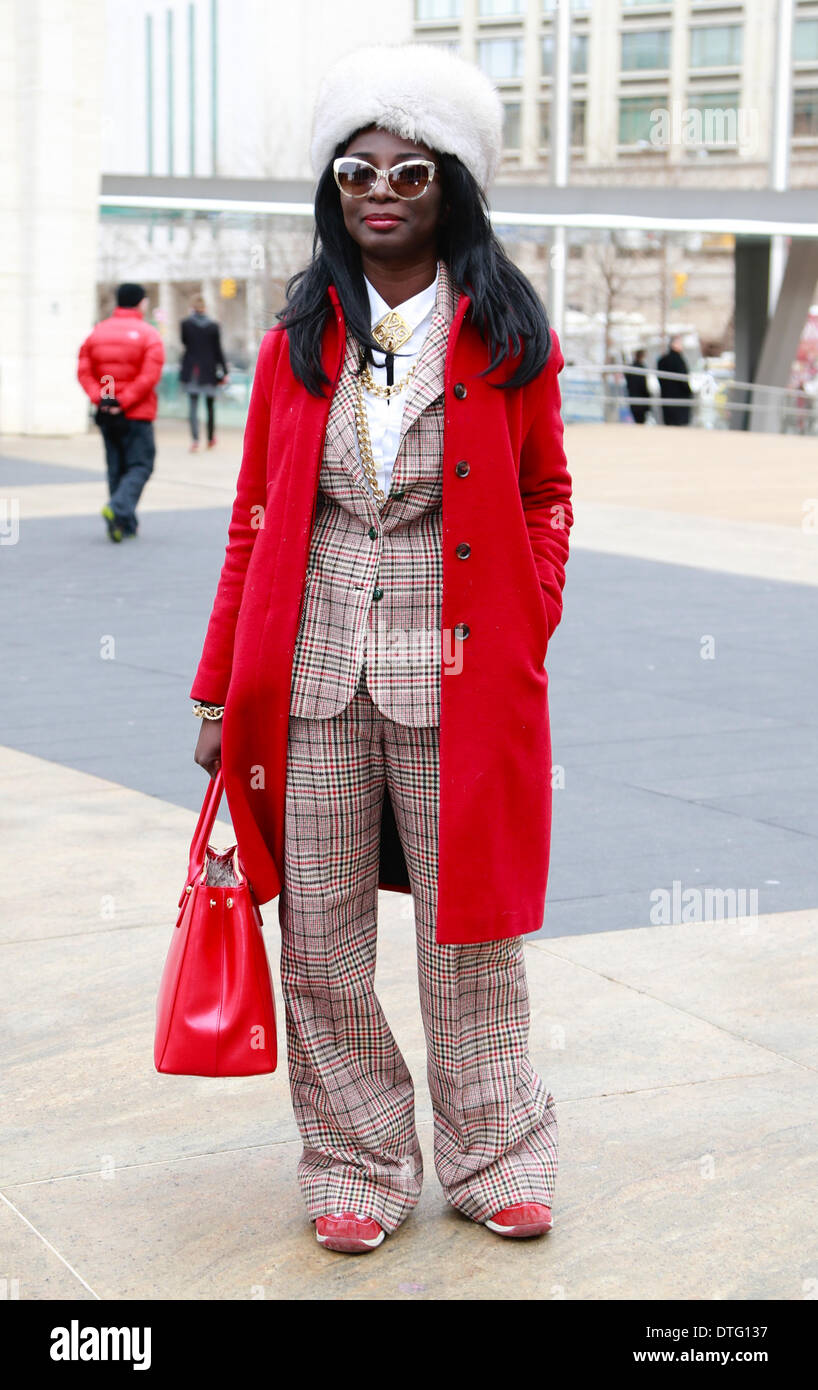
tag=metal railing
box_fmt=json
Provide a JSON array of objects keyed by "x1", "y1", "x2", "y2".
[
  {"x1": 560, "y1": 363, "x2": 818, "y2": 434},
  {"x1": 152, "y1": 359, "x2": 817, "y2": 437}
]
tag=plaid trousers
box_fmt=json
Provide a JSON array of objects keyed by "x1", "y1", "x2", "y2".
[{"x1": 278, "y1": 668, "x2": 559, "y2": 1232}]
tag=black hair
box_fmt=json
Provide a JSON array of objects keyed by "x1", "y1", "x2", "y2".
[{"x1": 275, "y1": 132, "x2": 552, "y2": 397}]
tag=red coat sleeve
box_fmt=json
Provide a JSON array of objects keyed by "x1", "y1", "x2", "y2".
[
  {"x1": 77, "y1": 331, "x2": 102, "y2": 405},
  {"x1": 517, "y1": 329, "x2": 573, "y2": 643},
  {"x1": 189, "y1": 329, "x2": 281, "y2": 704}
]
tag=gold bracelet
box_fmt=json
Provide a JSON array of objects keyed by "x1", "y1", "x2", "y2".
[{"x1": 193, "y1": 703, "x2": 225, "y2": 720}]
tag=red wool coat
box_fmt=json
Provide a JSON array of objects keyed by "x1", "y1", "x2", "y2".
[{"x1": 191, "y1": 285, "x2": 573, "y2": 944}]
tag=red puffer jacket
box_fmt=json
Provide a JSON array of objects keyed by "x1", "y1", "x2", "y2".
[{"x1": 77, "y1": 308, "x2": 165, "y2": 420}]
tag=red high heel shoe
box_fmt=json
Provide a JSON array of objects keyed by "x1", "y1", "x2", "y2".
[
  {"x1": 315, "y1": 1212, "x2": 385, "y2": 1253},
  {"x1": 484, "y1": 1203, "x2": 553, "y2": 1237}
]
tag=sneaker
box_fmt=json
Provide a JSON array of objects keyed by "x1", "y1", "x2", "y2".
[
  {"x1": 101, "y1": 505, "x2": 122, "y2": 543},
  {"x1": 189, "y1": 441, "x2": 199, "y2": 453},
  {"x1": 484, "y1": 1203, "x2": 553, "y2": 1238},
  {"x1": 207, "y1": 436, "x2": 218, "y2": 449},
  {"x1": 315, "y1": 1212, "x2": 385, "y2": 1253}
]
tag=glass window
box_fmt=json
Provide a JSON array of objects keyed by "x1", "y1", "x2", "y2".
[
  {"x1": 542, "y1": 0, "x2": 591, "y2": 11},
  {"x1": 542, "y1": 32, "x2": 589, "y2": 76},
  {"x1": 684, "y1": 90, "x2": 740, "y2": 145},
  {"x1": 794, "y1": 19, "x2": 818, "y2": 62},
  {"x1": 618, "y1": 95, "x2": 664, "y2": 144},
  {"x1": 420, "y1": 38, "x2": 462, "y2": 54},
  {"x1": 478, "y1": 36, "x2": 524, "y2": 79},
  {"x1": 793, "y1": 89, "x2": 818, "y2": 137},
  {"x1": 503, "y1": 102, "x2": 522, "y2": 148},
  {"x1": 415, "y1": 0, "x2": 462, "y2": 18},
  {"x1": 540, "y1": 100, "x2": 550, "y2": 145},
  {"x1": 689, "y1": 25, "x2": 743, "y2": 68},
  {"x1": 621, "y1": 29, "x2": 671, "y2": 71},
  {"x1": 479, "y1": 0, "x2": 523, "y2": 14},
  {"x1": 540, "y1": 100, "x2": 587, "y2": 147}
]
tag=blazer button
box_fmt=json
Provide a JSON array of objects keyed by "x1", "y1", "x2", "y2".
[
  {"x1": 368, "y1": 526, "x2": 377, "y2": 540},
  {"x1": 455, "y1": 542, "x2": 471, "y2": 559},
  {"x1": 453, "y1": 382, "x2": 467, "y2": 399},
  {"x1": 455, "y1": 460, "x2": 470, "y2": 477},
  {"x1": 373, "y1": 586, "x2": 384, "y2": 601},
  {"x1": 453, "y1": 622, "x2": 470, "y2": 640}
]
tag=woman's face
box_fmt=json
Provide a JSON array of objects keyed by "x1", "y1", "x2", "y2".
[{"x1": 336, "y1": 125, "x2": 446, "y2": 262}]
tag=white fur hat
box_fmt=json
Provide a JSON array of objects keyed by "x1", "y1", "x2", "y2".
[{"x1": 309, "y1": 42, "x2": 504, "y2": 193}]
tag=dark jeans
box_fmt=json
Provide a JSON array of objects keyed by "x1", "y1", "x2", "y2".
[
  {"x1": 100, "y1": 418, "x2": 155, "y2": 534},
  {"x1": 188, "y1": 392, "x2": 216, "y2": 443}
]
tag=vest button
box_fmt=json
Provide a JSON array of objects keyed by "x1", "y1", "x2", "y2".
[
  {"x1": 372, "y1": 587, "x2": 384, "y2": 601},
  {"x1": 368, "y1": 526, "x2": 377, "y2": 540},
  {"x1": 455, "y1": 460, "x2": 470, "y2": 476},
  {"x1": 453, "y1": 622, "x2": 470, "y2": 640},
  {"x1": 455, "y1": 542, "x2": 471, "y2": 559},
  {"x1": 453, "y1": 382, "x2": 467, "y2": 399}
]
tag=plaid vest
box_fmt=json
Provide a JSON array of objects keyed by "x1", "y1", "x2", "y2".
[{"x1": 289, "y1": 259, "x2": 460, "y2": 726}]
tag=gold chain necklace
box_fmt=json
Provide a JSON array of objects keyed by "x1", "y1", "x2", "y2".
[
  {"x1": 353, "y1": 371, "x2": 386, "y2": 505},
  {"x1": 360, "y1": 357, "x2": 419, "y2": 400}
]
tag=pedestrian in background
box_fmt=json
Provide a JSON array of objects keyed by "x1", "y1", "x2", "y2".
[
  {"x1": 624, "y1": 348, "x2": 652, "y2": 424},
  {"x1": 191, "y1": 43, "x2": 572, "y2": 1255},
  {"x1": 77, "y1": 282, "x2": 164, "y2": 541},
  {"x1": 180, "y1": 294, "x2": 229, "y2": 452},
  {"x1": 657, "y1": 336, "x2": 693, "y2": 426}
]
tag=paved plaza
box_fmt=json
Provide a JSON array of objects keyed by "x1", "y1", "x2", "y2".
[{"x1": 2, "y1": 419, "x2": 817, "y2": 1299}]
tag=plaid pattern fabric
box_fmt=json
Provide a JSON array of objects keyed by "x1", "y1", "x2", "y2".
[
  {"x1": 279, "y1": 671, "x2": 559, "y2": 1231},
  {"x1": 288, "y1": 260, "x2": 459, "y2": 727}
]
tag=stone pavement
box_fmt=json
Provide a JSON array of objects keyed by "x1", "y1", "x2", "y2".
[{"x1": 2, "y1": 419, "x2": 817, "y2": 1299}]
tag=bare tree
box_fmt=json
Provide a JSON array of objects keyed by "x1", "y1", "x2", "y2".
[{"x1": 586, "y1": 231, "x2": 629, "y2": 420}]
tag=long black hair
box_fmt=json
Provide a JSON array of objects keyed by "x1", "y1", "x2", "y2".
[{"x1": 276, "y1": 131, "x2": 552, "y2": 397}]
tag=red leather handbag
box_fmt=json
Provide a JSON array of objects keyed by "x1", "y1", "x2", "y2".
[{"x1": 154, "y1": 769, "x2": 277, "y2": 1076}]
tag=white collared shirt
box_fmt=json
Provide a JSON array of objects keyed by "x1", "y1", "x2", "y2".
[{"x1": 360, "y1": 264, "x2": 439, "y2": 499}]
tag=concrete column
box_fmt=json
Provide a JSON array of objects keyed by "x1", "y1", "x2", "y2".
[
  {"x1": 156, "y1": 278, "x2": 175, "y2": 358},
  {"x1": 459, "y1": 0, "x2": 478, "y2": 64},
  {"x1": 0, "y1": 0, "x2": 105, "y2": 435},
  {"x1": 520, "y1": 0, "x2": 540, "y2": 169},
  {"x1": 667, "y1": 0, "x2": 690, "y2": 170},
  {"x1": 587, "y1": 0, "x2": 618, "y2": 167},
  {"x1": 732, "y1": 236, "x2": 770, "y2": 431},
  {"x1": 754, "y1": 238, "x2": 818, "y2": 432}
]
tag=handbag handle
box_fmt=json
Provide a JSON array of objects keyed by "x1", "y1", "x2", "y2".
[{"x1": 187, "y1": 768, "x2": 225, "y2": 885}]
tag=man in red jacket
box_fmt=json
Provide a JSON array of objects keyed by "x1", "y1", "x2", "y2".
[{"x1": 77, "y1": 283, "x2": 165, "y2": 541}]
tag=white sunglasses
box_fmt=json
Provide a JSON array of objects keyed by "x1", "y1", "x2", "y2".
[{"x1": 333, "y1": 156, "x2": 437, "y2": 201}]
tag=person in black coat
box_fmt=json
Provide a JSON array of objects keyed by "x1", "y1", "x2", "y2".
[
  {"x1": 656, "y1": 336, "x2": 693, "y2": 426},
  {"x1": 180, "y1": 295, "x2": 230, "y2": 450},
  {"x1": 624, "y1": 348, "x2": 652, "y2": 424}
]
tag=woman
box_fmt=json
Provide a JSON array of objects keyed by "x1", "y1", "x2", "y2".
[
  {"x1": 180, "y1": 294, "x2": 230, "y2": 451},
  {"x1": 190, "y1": 43, "x2": 573, "y2": 1255}
]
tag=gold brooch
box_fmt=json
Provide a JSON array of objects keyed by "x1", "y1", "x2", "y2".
[{"x1": 372, "y1": 310, "x2": 413, "y2": 354}]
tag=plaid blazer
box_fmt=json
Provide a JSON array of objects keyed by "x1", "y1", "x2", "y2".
[{"x1": 289, "y1": 259, "x2": 460, "y2": 726}]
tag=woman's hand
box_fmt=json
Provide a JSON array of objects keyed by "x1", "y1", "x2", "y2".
[{"x1": 194, "y1": 717, "x2": 223, "y2": 778}]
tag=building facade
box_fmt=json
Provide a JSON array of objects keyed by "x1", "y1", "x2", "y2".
[{"x1": 413, "y1": 0, "x2": 818, "y2": 190}]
